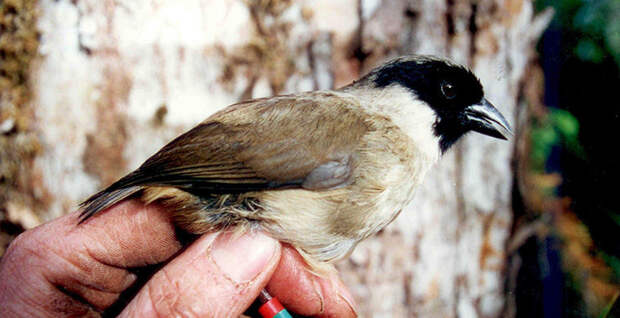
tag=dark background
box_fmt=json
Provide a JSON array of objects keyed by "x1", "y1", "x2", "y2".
[{"x1": 517, "y1": 0, "x2": 620, "y2": 316}]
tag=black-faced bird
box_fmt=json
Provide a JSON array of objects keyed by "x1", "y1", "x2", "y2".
[{"x1": 79, "y1": 55, "x2": 512, "y2": 272}]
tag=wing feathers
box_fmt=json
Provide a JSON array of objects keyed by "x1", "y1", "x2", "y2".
[
  {"x1": 79, "y1": 186, "x2": 142, "y2": 223},
  {"x1": 79, "y1": 92, "x2": 371, "y2": 221}
]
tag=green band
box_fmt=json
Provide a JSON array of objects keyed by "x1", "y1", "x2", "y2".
[{"x1": 273, "y1": 309, "x2": 293, "y2": 318}]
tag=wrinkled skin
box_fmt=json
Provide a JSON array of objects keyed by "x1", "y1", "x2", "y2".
[{"x1": 0, "y1": 200, "x2": 356, "y2": 317}]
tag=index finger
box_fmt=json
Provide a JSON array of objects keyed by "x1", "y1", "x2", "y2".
[
  {"x1": 3, "y1": 200, "x2": 185, "y2": 312},
  {"x1": 69, "y1": 199, "x2": 184, "y2": 268}
]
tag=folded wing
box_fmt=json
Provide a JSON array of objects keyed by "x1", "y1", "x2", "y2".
[{"x1": 79, "y1": 92, "x2": 371, "y2": 222}]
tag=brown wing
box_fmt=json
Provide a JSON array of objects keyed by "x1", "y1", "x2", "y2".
[{"x1": 79, "y1": 92, "x2": 371, "y2": 221}]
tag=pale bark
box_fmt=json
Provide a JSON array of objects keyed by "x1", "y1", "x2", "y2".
[{"x1": 2, "y1": 0, "x2": 552, "y2": 316}]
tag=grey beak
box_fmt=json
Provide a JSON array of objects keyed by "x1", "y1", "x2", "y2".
[{"x1": 464, "y1": 99, "x2": 513, "y2": 140}]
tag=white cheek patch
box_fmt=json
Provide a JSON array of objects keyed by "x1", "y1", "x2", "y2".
[{"x1": 365, "y1": 85, "x2": 442, "y2": 162}]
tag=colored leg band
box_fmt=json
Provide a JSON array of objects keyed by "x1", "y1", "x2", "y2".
[{"x1": 258, "y1": 297, "x2": 293, "y2": 318}]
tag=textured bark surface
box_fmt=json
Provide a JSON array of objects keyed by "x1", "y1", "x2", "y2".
[{"x1": 0, "y1": 0, "x2": 552, "y2": 316}]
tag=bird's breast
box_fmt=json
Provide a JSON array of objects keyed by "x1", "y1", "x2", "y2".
[{"x1": 256, "y1": 122, "x2": 436, "y2": 262}]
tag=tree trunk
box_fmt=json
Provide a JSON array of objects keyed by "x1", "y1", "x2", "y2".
[{"x1": 0, "y1": 0, "x2": 552, "y2": 316}]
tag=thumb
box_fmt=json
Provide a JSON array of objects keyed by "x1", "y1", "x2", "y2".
[{"x1": 120, "y1": 231, "x2": 281, "y2": 317}]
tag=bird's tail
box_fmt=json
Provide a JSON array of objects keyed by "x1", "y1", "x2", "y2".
[{"x1": 78, "y1": 186, "x2": 142, "y2": 223}]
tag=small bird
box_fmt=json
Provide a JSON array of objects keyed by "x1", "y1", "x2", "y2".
[{"x1": 79, "y1": 55, "x2": 512, "y2": 272}]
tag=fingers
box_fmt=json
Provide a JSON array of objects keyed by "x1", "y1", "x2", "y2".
[
  {"x1": 0, "y1": 198, "x2": 357, "y2": 317},
  {"x1": 266, "y1": 246, "x2": 358, "y2": 317},
  {"x1": 0, "y1": 200, "x2": 184, "y2": 313},
  {"x1": 69, "y1": 199, "x2": 184, "y2": 268},
  {"x1": 120, "y1": 230, "x2": 281, "y2": 317}
]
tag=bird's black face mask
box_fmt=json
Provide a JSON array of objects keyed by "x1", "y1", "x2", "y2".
[{"x1": 373, "y1": 57, "x2": 512, "y2": 152}]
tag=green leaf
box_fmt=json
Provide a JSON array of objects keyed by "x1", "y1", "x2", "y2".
[
  {"x1": 550, "y1": 109, "x2": 580, "y2": 139},
  {"x1": 575, "y1": 39, "x2": 606, "y2": 63},
  {"x1": 609, "y1": 212, "x2": 620, "y2": 228},
  {"x1": 604, "y1": 8, "x2": 620, "y2": 64},
  {"x1": 530, "y1": 125, "x2": 559, "y2": 171},
  {"x1": 573, "y1": 1, "x2": 607, "y2": 35},
  {"x1": 599, "y1": 290, "x2": 619, "y2": 318},
  {"x1": 549, "y1": 109, "x2": 587, "y2": 158},
  {"x1": 600, "y1": 251, "x2": 620, "y2": 282}
]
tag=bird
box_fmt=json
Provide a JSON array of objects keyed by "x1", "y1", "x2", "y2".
[{"x1": 78, "y1": 55, "x2": 512, "y2": 272}]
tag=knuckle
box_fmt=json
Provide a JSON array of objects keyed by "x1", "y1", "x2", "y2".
[
  {"x1": 1, "y1": 229, "x2": 54, "y2": 280},
  {"x1": 3, "y1": 230, "x2": 37, "y2": 261}
]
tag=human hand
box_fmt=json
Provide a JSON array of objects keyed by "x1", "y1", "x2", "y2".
[{"x1": 0, "y1": 200, "x2": 357, "y2": 317}]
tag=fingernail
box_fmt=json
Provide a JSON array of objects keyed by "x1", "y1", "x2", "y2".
[
  {"x1": 312, "y1": 278, "x2": 325, "y2": 313},
  {"x1": 210, "y1": 231, "x2": 278, "y2": 284},
  {"x1": 337, "y1": 289, "x2": 359, "y2": 317},
  {"x1": 331, "y1": 273, "x2": 358, "y2": 317}
]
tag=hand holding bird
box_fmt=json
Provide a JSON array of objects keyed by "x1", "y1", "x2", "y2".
[
  {"x1": 0, "y1": 55, "x2": 512, "y2": 317},
  {"x1": 0, "y1": 200, "x2": 357, "y2": 317}
]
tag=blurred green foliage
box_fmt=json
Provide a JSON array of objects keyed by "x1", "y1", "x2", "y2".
[
  {"x1": 538, "y1": 0, "x2": 620, "y2": 66},
  {"x1": 530, "y1": 109, "x2": 584, "y2": 172},
  {"x1": 530, "y1": 1, "x2": 620, "y2": 315},
  {"x1": 602, "y1": 252, "x2": 620, "y2": 282},
  {"x1": 599, "y1": 291, "x2": 619, "y2": 318}
]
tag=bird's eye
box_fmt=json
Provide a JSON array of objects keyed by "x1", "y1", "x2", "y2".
[{"x1": 441, "y1": 82, "x2": 456, "y2": 99}]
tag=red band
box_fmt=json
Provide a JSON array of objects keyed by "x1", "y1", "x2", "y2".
[{"x1": 258, "y1": 297, "x2": 285, "y2": 318}]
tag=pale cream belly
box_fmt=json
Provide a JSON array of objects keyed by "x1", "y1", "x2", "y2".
[{"x1": 257, "y1": 154, "x2": 429, "y2": 265}]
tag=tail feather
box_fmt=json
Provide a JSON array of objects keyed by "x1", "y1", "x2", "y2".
[{"x1": 79, "y1": 186, "x2": 142, "y2": 223}]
